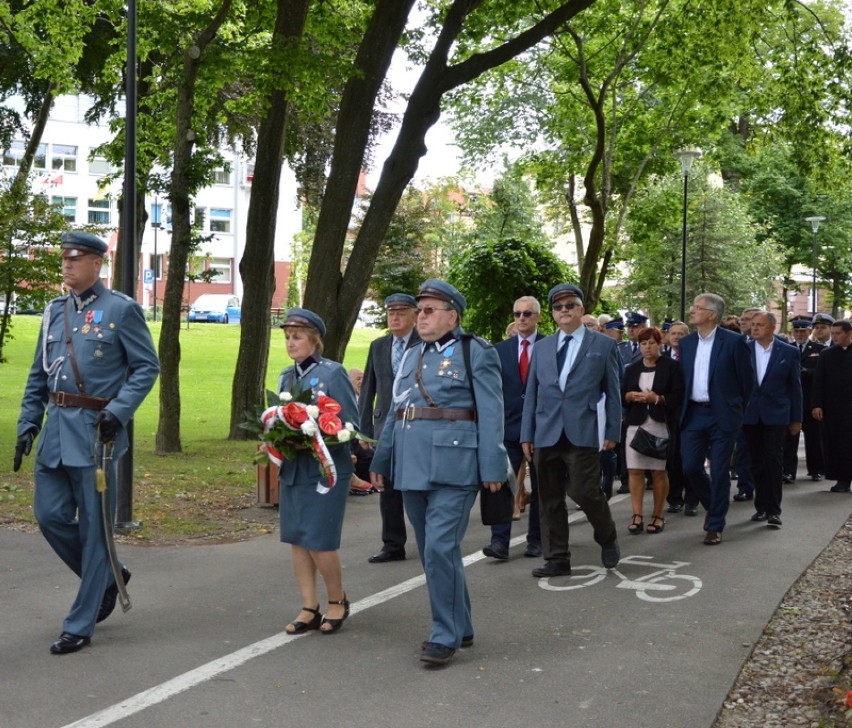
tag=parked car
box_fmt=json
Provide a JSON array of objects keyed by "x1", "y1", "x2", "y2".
[{"x1": 187, "y1": 294, "x2": 241, "y2": 324}]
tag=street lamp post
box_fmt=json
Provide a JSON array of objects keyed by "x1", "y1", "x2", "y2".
[
  {"x1": 675, "y1": 148, "x2": 702, "y2": 321},
  {"x1": 804, "y1": 216, "x2": 825, "y2": 314},
  {"x1": 151, "y1": 198, "x2": 161, "y2": 321}
]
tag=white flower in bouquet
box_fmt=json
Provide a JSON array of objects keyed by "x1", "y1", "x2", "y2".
[
  {"x1": 306, "y1": 404, "x2": 320, "y2": 419},
  {"x1": 337, "y1": 429, "x2": 352, "y2": 442},
  {"x1": 279, "y1": 391, "x2": 293, "y2": 402},
  {"x1": 345, "y1": 422, "x2": 355, "y2": 432},
  {"x1": 301, "y1": 420, "x2": 318, "y2": 436}
]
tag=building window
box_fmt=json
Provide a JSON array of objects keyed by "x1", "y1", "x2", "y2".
[
  {"x1": 51, "y1": 144, "x2": 77, "y2": 172},
  {"x1": 209, "y1": 258, "x2": 232, "y2": 284},
  {"x1": 88, "y1": 198, "x2": 111, "y2": 225},
  {"x1": 193, "y1": 206, "x2": 206, "y2": 229},
  {"x1": 213, "y1": 168, "x2": 231, "y2": 185},
  {"x1": 51, "y1": 196, "x2": 77, "y2": 222},
  {"x1": 151, "y1": 254, "x2": 163, "y2": 279},
  {"x1": 89, "y1": 155, "x2": 112, "y2": 175},
  {"x1": 2, "y1": 141, "x2": 47, "y2": 169},
  {"x1": 210, "y1": 208, "x2": 232, "y2": 233}
]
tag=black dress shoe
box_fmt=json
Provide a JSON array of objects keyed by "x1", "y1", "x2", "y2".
[
  {"x1": 97, "y1": 566, "x2": 131, "y2": 623},
  {"x1": 523, "y1": 543, "x2": 543, "y2": 558},
  {"x1": 616, "y1": 485, "x2": 629, "y2": 494},
  {"x1": 782, "y1": 474, "x2": 794, "y2": 484},
  {"x1": 368, "y1": 549, "x2": 405, "y2": 563},
  {"x1": 684, "y1": 505, "x2": 699, "y2": 516},
  {"x1": 733, "y1": 491, "x2": 753, "y2": 502},
  {"x1": 830, "y1": 482, "x2": 851, "y2": 493},
  {"x1": 601, "y1": 539, "x2": 620, "y2": 569},
  {"x1": 767, "y1": 514, "x2": 782, "y2": 528},
  {"x1": 809, "y1": 473, "x2": 823, "y2": 482},
  {"x1": 420, "y1": 642, "x2": 456, "y2": 665},
  {"x1": 482, "y1": 542, "x2": 509, "y2": 560},
  {"x1": 532, "y1": 560, "x2": 572, "y2": 577},
  {"x1": 751, "y1": 511, "x2": 768, "y2": 522},
  {"x1": 50, "y1": 632, "x2": 91, "y2": 655},
  {"x1": 667, "y1": 503, "x2": 683, "y2": 513}
]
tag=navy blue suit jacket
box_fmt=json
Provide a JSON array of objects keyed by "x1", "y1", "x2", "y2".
[
  {"x1": 743, "y1": 339, "x2": 803, "y2": 426},
  {"x1": 679, "y1": 326, "x2": 755, "y2": 433},
  {"x1": 495, "y1": 332, "x2": 543, "y2": 442}
]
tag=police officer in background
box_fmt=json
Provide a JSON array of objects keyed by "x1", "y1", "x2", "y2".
[
  {"x1": 370, "y1": 279, "x2": 506, "y2": 667},
  {"x1": 15, "y1": 231, "x2": 160, "y2": 654}
]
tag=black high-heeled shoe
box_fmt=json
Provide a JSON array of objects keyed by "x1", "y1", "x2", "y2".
[
  {"x1": 320, "y1": 595, "x2": 350, "y2": 634},
  {"x1": 285, "y1": 605, "x2": 321, "y2": 634}
]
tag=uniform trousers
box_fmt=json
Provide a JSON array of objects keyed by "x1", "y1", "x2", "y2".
[
  {"x1": 403, "y1": 487, "x2": 477, "y2": 650},
  {"x1": 534, "y1": 433, "x2": 617, "y2": 564},
  {"x1": 33, "y1": 460, "x2": 117, "y2": 637}
]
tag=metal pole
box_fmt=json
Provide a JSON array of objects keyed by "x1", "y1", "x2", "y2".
[
  {"x1": 152, "y1": 197, "x2": 159, "y2": 322},
  {"x1": 811, "y1": 229, "x2": 817, "y2": 314},
  {"x1": 680, "y1": 171, "x2": 689, "y2": 322},
  {"x1": 116, "y1": 0, "x2": 139, "y2": 529}
]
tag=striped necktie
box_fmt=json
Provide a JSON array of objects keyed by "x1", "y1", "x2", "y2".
[{"x1": 392, "y1": 337, "x2": 404, "y2": 375}]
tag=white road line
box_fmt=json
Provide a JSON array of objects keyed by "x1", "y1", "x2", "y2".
[{"x1": 61, "y1": 500, "x2": 613, "y2": 728}]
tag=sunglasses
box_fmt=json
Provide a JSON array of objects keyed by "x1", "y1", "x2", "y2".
[
  {"x1": 551, "y1": 302, "x2": 582, "y2": 311},
  {"x1": 513, "y1": 310, "x2": 537, "y2": 318},
  {"x1": 417, "y1": 305, "x2": 452, "y2": 316}
]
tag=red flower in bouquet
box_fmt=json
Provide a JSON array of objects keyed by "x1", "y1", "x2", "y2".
[
  {"x1": 282, "y1": 402, "x2": 308, "y2": 426},
  {"x1": 318, "y1": 412, "x2": 343, "y2": 436},
  {"x1": 317, "y1": 395, "x2": 342, "y2": 415}
]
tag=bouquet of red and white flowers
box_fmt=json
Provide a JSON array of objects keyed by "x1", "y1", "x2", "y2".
[{"x1": 243, "y1": 387, "x2": 370, "y2": 493}]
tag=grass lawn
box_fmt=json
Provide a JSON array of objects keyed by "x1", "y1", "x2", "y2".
[{"x1": 0, "y1": 315, "x2": 382, "y2": 544}]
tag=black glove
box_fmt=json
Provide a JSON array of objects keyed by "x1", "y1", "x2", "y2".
[
  {"x1": 94, "y1": 410, "x2": 120, "y2": 442},
  {"x1": 13, "y1": 431, "x2": 34, "y2": 472}
]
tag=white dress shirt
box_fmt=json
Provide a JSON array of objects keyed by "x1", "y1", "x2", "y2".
[
  {"x1": 690, "y1": 326, "x2": 717, "y2": 402},
  {"x1": 754, "y1": 339, "x2": 773, "y2": 386}
]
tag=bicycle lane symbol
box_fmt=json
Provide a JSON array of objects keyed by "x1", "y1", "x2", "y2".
[{"x1": 537, "y1": 555, "x2": 703, "y2": 602}]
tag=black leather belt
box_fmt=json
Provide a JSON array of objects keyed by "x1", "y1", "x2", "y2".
[
  {"x1": 396, "y1": 406, "x2": 476, "y2": 422},
  {"x1": 689, "y1": 400, "x2": 712, "y2": 408},
  {"x1": 50, "y1": 391, "x2": 111, "y2": 410}
]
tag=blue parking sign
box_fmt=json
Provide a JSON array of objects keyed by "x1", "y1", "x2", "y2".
[{"x1": 143, "y1": 269, "x2": 154, "y2": 285}]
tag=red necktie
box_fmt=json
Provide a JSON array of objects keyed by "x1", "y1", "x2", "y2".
[{"x1": 519, "y1": 339, "x2": 530, "y2": 384}]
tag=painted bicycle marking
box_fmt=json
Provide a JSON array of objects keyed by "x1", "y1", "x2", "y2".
[{"x1": 537, "y1": 554, "x2": 702, "y2": 602}]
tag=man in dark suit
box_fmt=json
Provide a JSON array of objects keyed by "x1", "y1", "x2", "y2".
[
  {"x1": 521, "y1": 284, "x2": 621, "y2": 577},
  {"x1": 743, "y1": 311, "x2": 802, "y2": 527},
  {"x1": 679, "y1": 293, "x2": 755, "y2": 545},
  {"x1": 358, "y1": 293, "x2": 420, "y2": 563},
  {"x1": 783, "y1": 316, "x2": 825, "y2": 481},
  {"x1": 812, "y1": 319, "x2": 852, "y2": 494},
  {"x1": 618, "y1": 311, "x2": 647, "y2": 368},
  {"x1": 482, "y1": 296, "x2": 544, "y2": 561}
]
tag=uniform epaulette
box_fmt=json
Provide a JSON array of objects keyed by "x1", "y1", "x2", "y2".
[
  {"x1": 105, "y1": 289, "x2": 134, "y2": 303},
  {"x1": 461, "y1": 332, "x2": 493, "y2": 349}
]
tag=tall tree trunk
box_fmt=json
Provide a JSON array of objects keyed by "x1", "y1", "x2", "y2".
[
  {"x1": 305, "y1": 0, "x2": 596, "y2": 359},
  {"x1": 228, "y1": 0, "x2": 311, "y2": 439},
  {"x1": 156, "y1": 0, "x2": 234, "y2": 453}
]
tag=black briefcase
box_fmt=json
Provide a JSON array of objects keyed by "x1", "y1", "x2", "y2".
[{"x1": 479, "y1": 483, "x2": 514, "y2": 525}]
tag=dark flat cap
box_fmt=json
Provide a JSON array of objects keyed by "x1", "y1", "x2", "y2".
[
  {"x1": 280, "y1": 307, "x2": 326, "y2": 337},
  {"x1": 60, "y1": 230, "x2": 108, "y2": 258},
  {"x1": 384, "y1": 293, "x2": 418, "y2": 309},
  {"x1": 548, "y1": 284, "x2": 584, "y2": 305},
  {"x1": 416, "y1": 279, "x2": 466, "y2": 315}
]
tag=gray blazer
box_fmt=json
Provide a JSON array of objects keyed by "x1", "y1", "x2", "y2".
[
  {"x1": 358, "y1": 329, "x2": 420, "y2": 441},
  {"x1": 520, "y1": 328, "x2": 622, "y2": 449}
]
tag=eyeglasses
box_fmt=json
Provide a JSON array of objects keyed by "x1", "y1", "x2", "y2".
[
  {"x1": 691, "y1": 305, "x2": 714, "y2": 313},
  {"x1": 513, "y1": 310, "x2": 537, "y2": 318},
  {"x1": 417, "y1": 305, "x2": 452, "y2": 316},
  {"x1": 551, "y1": 302, "x2": 582, "y2": 311}
]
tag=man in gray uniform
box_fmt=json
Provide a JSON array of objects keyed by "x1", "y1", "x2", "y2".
[
  {"x1": 370, "y1": 279, "x2": 506, "y2": 666},
  {"x1": 15, "y1": 231, "x2": 160, "y2": 654}
]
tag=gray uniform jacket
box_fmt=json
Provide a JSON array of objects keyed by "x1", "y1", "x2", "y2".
[
  {"x1": 17, "y1": 281, "x2": 160, "y2": 467},
  {"x1": 371, "y1": 329, "x2": 506, "y2": 489}
]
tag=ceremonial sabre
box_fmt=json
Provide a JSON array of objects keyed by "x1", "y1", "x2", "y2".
[{"x1": 96, "y1": 438, "x2": 131, "y2": 614}]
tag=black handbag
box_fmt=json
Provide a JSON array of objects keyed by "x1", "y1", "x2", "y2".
[
  {"x1": 480, "y1": 483, "x2": 515, "y2": 525},
  {"x1": 630, "y1": 426, "x2": 670, "y2": 459}
]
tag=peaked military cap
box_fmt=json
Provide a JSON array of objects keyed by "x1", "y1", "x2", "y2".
[
  {"x1": 548, "y1": 283, "x2": 584, "y2": 305},
  {"x1": 384, "y1": 293, "x2": 418, "y2": 310},
  {"x1": 626, "y1": 311, "x2": 649, "y2": 326},
  {"x1": 416, "y1": 279, "x2": 466, "y2": 315},
  {"x1": 280, "y1": 307, "x2": 327, "y2": 337},
  {"x1": 60, "y1": 230, "x2": 108, "y2": 258},
  {"x1": 812, "y1": 313, "x2": 835, "y2": 326}
]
